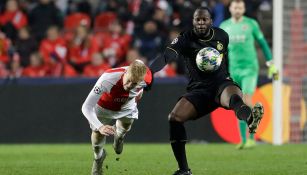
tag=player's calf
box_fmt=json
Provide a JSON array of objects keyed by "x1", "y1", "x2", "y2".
[
  {"x1": 91, "y1": 131, "x2": 106, "y2": 159},
  {"x1": 229, "y1": 94, "x2": 252, "y2": 123}
]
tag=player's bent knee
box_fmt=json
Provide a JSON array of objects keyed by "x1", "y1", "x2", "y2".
[
  {"x1": 168, "y1": 112, "x2": 186, "y2": 122},
  {"x1": 116, "y1": 120, "x2": 133, "y2": 132},
  {"x1": 118, "y1": 126, "x2": 130, "y2": 133},
  {"x1": 220, "y1": 86, "x2": 243, "y2": 107},
  {"x1": 122, "y1": 123, "x2": 132, "y2": 131},
  {"x1": 117, "y1": 123, "x2": 131, "y2": 132},
  {"x1": 92, "y1": 131, "x2": 103, "y2": 139}
]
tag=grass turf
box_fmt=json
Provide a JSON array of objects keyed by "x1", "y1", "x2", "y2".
[{"x1": 0, "y1": 143, "x2": 306, "y2": 175}]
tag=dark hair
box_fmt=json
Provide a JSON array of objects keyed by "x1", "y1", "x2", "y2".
[{"x1": 195, "y1": 6, "x2": 213, "y2": 17}]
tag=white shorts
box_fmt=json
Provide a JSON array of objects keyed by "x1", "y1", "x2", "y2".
[{"x1": 89, "y1": 104, "x2": 138, "y2": 131}]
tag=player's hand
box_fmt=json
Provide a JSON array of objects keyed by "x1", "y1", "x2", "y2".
[
  {"x1": 98, "y1": 125, "x2": 115, "y2": 136},
  {"x1": 267, "y1": 61, "x2": 279, "y2": 80}
]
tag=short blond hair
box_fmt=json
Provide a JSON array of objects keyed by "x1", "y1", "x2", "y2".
[{"x1": 126, "y1": 60, "x2": 147, "y2": 82}]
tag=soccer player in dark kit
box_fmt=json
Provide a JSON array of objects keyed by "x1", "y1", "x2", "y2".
[{"x1": 149, "y1": 7, "x2": 264, "y2": 175}]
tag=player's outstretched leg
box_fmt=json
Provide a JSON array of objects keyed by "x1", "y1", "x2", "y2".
[
  {"x1": 91, "y1": 131, "x2": 107, "y2": 175},
  {"x1": 220, "y1": 86, "x2": 253, "y2": 126},
  {"x1": 113, "y1": 118, "x2": 134, "y2": 154},
  {"x1": 228, "y1": 94, "x2": 264, "y2": 136},
  {"x1": 248, "y1": 102, "x2": 264, "y2": 133}
]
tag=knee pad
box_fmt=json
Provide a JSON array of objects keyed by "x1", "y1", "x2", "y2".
[{"x1": 169, "y1": 121, "x2": 187, "y2": 142}]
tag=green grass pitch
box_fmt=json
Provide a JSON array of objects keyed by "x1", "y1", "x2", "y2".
[{"x1": 0, "y1": 143, "x2": 306, "y2": 175}]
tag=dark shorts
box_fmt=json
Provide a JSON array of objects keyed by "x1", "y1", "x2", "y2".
[{"x1": 182, "y1": 79, "x2": 240, "y2": 118}]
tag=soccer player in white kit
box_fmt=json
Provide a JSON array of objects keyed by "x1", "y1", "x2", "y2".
[{"x1": 81, "y1": 60, "x2": 152, "y2": 175}]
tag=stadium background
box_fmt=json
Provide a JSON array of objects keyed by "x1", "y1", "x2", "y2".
[{"x1": 0, "y1": 0, "x2": 306, "y2": 145}]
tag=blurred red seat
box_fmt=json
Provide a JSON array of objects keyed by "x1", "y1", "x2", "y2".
[
  {"x1": 64, "y1": 13, "x2": 91, "y2": 31},
  {"x1": 94, "y1": 12, "x2": 117, "y2": 32}
]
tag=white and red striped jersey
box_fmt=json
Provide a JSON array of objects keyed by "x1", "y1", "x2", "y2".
[{"x1": 82, "y1": 66, "x2": 152, "y2": 129}]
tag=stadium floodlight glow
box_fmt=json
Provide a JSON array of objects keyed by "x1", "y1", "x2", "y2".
[{"x1": 272, "y1": 0, "x2": 283, "y2": 145}]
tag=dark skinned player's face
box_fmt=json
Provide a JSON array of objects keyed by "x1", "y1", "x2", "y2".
[{"x1": 193, "y1": 9, "x2": 212, "y2": 35}]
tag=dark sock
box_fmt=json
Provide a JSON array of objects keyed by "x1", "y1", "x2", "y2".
[
  {"x1": 169, "y1": 121, "x2": 189, "y2": 171},
  {"x1": 171, "y1": 141, "x2": 188, "y2": 171},
  {"x1": 229, "y1": 94, "x2": 252, "y2": 124}
]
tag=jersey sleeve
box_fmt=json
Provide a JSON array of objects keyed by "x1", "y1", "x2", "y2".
[
  {"x1": 81, "y1": 74, "x2": 113, "y2": 130},
  {"x1": 251, "y1": 20, "x2": 272, "y2": 61},
  {"x1": 166, "y1": 33, "x2": 186, "y2": 56},
  {"x1": 251, "y1": 19, "x2": 264, "y2": 41},
  {"x1": 149, "y1": 33, "x2": 185, "y2": 73}
]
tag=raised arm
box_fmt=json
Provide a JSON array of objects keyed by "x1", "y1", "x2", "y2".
[
  {"x1": 149, "y1": 47, "x2": 179, "y2": 73},
  {"x1": 150, "y1": 33, "x2": 185, "y2": 73}
]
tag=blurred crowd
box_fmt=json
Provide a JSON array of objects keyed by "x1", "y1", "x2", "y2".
[{"x1": 0, "y1": 0, "x2": 271, "y2": 78}]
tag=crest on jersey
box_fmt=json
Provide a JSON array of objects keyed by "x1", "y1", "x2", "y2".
[
  {"x1": 242, "y1": 25, "x2": 248, "y2": 31},
  {"x1": 217, "y1": 41, "x2": 223, "y2": 51},
  {"x1": 93, "y1": 86, "x2": 101, "y2": 94},
  {"x1": 171, "y1": 37, "x2": 178, "y2": 44}
]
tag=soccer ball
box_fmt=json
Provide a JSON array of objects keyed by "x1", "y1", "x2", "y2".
[{"x1": 196, "y1": 47, "x2": 222, "y2": 72}]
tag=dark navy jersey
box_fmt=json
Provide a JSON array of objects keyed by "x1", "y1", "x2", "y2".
[{"x1": 166, "y1": 27, "x2": 230, "y2": 90}]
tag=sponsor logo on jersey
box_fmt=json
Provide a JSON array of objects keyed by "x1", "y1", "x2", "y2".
[
  {"x1": 217, "y1": 41, "x2": 223, "y2": 51},
  {"x1": 113, "y1": 97, "x2": 131, "y2": 103},
  {"x1": 229, "y1": 35, "x2": 246, "y2": 43}
]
